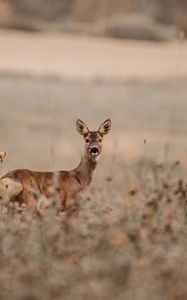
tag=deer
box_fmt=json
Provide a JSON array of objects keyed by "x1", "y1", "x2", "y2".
[{"x1": 0, "y1": 119, "x2": 111, "y2": 213}]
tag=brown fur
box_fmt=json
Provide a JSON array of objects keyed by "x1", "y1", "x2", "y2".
[{"x1": 0, "y1": 119, "x2": 111, "y2": 212}]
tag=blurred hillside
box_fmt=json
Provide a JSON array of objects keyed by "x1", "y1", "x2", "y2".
[{"x1": 0, "y1": 0, "x2": 187, "y2": 40}]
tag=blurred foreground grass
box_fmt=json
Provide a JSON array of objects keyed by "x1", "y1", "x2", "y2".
[{"x1": 0, "y1": 159, "x2": 187, "y2": 300}]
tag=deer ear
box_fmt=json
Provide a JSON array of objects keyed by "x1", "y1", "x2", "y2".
[
  {"x1": 98, "y1": 119, "x2": 111, "y2": 136},
  {"x1": 76, "y1": 119, "x2": 89, "y2": 136}
]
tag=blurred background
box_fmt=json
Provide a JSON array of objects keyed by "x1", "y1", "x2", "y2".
[
  {"x1": 1, "y1": 0, "x2": 187, "y2": 37},
  {"x1": 0, "y1": 0, "x2": 187, "y2": 173}
]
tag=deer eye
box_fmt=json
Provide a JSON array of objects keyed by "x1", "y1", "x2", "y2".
[
  {"x1": 86, "y1": 139, "x2": 90, "y2": 143},
  {"x1": 99, "y1": 139, "x2": 102, "y2": 142}
]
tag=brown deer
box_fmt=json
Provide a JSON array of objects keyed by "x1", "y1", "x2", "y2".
[{"x1": 0, "y1": 119, "x2": 111, "y2": 212}]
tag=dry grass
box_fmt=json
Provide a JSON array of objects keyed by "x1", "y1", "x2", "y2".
[{"x1": 0, "y1": 158, "x2": 187, "y2": 300}]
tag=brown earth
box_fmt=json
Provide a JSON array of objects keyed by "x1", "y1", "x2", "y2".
[{"x1": 0, "y1": 30, "x2": 187, "y2": 80}]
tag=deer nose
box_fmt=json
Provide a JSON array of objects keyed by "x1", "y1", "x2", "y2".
[{"x1": 90, "y1": 147, "x2": 98, "y2": 154}]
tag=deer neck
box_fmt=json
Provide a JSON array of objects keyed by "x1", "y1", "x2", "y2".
[{"x1": 75, "y1": 155, "x2": 98, "y2": 188}]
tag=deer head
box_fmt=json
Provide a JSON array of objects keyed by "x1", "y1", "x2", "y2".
[{"x1": 76, "y1": 119, "x2": 111, "y2": 162}]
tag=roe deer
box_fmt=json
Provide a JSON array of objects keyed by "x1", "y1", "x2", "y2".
[{"x1": 0, "y1": 119, "x2": 111, "y2": 212}]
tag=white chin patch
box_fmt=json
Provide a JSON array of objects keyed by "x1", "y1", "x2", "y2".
[{"x1": 91, "y1": 152, "x2": 98, "y2": 157}]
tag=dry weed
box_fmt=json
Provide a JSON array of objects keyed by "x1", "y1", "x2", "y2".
[{"x1": 0, "y1": 159, "x2": 187, "y2": 300}]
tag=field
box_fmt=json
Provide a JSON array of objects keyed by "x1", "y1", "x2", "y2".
[{"x1": 0, "y1": 30, "x2": 187, "y2": 300}]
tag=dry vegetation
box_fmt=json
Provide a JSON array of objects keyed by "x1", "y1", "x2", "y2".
[{"x1": 0, "y1": 158, "x2": 187, "y2": 300}]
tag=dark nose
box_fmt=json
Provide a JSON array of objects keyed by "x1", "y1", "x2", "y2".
[{"x1": 91, "y1": 147, "x2": 98, "y2": 153}]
